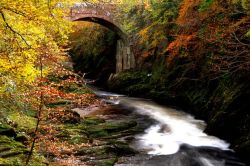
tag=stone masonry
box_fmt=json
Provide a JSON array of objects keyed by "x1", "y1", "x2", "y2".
[{"x1": 68, "y1": 2, "x2": 135, "y2": 73}]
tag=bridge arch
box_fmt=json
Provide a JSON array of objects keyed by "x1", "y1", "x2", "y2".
[
  {"x1": 71, "y1": 16, "x2": 126, "y2": 41},
  {"x1": 68, "y1": 3, "x2": 135, "y2": 73}
]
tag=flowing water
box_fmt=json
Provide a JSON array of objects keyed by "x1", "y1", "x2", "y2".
[{"x1": 89, "y1": 86, "x2": 246, "y2": 166}]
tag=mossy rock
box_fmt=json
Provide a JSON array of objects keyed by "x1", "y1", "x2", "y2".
[
  {"x1": 0, "y1": 136, "x2": 25, "y2": 147},
  {"x1": 0, "y1": 136, "x2": 27, "y2": 164},
  {"x1": 47, "y1": 74, "x2": 75, "y2": 83},
  {"x1": 103, "y1": 121, "x2": 137, "y2": 132},
  {"x1": 75, "y1": 145, "x2": 117, "y2": 159},
  {"x1": 47, "y1": 109, "x2": 81, "y2": 124},
  {"x1": 47, "y1": 75, "x2": 63, "y2": 83},
  {"x1": 75, "y1": 145, "x2": 118, "y2": 166},
  {"x1": 55, "y1": 130, "x2": 71, "y2": 140},
  {"x1": 68, "y1": 135, "x2": 89, "y2": 144},
  {"x1": 0, "y1": 124, "x2": 16, "y2": 138},
  {"x1": 60, "y1": 110, "x2": 81, "y2": 124},
  {"x1": 86, "y1": 121, "x2": 137, "y2": 138},
  {"x1": 46, "y1": 100, "x2": 72, "y2": 108},
  {"x1": 22, "y1": 110, "x2": 37, "y2": 118},
  {"x1": 83, "y1": 157, "x2": 117, "y2": 166},
  {"x1": 125, "y1": 84, "x2": 151, "y2": 96},
  {"x1": 58, "y1": 82, "x2": 92, "y2": 94},
  {"x1": 96, "y1": 158, "x2": 117, "y2": 166},
  {"x1": 7, "y1": 113, "x2": 36, "y2": 132},
  {"x1": 0, "y1": 157, "x2": 23, "y2": 165},
  {"x1": 87, "y1": 128, "x2": 109, "y2": 138},
  {"x1": 108, "y1": 71, "x2": 149, "y2": 93},
  {"x1": 82, "y1": 117, "x2": 106, "y2": 125},
  {"x1": 107, "y1": 141, "x2": 136, "y2": 156},
  {"x1": 15, "y1": 133, "x2": 29, "y2": 145},
  {"x1": 0, "y1": 136, "x2": 27, "y2": 156},
  {"x1": 0, "y1": 136, "x2": 47, "y2": 166},
  {"x1": 56, "y1": 124, "x2": 90, "y2": 143}
]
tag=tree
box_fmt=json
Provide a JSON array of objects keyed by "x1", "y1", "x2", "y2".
[{"x1": 0, "y1": 0, "x2": 74, "y2": 94}]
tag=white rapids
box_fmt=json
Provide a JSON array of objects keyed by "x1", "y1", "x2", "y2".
[
  {"x1": 119, "y1": 97, "x2": 230, "y2": 155},
  {"x1": 88, "y1": 87, "x2": 246, "y2": 166},
  {"x1": 93, "y1": 87, "x2": 230, "y2": 155}
]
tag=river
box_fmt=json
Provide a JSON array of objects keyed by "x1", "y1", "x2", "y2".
[{"x1": 88, "y1": 85, "x2": 246, "y2": 166}]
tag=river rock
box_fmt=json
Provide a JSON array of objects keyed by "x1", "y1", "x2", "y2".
[{"x1": 72, "y1": 105, "x2": 100, "y2": 117}]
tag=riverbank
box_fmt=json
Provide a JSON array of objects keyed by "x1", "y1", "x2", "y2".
[
  {"x1": 107, "y1": 70, "x2": 250, "y2": 165},
  {"x1": 0, "y1": 71, "x2": 149, "y2": 165},
  {"x1": 1, "y1": 67, "x2": 247, "y2": 165}
]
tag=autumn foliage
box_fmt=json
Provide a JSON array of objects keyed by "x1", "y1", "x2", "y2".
[{"x1": 120, "y1": 1, "x2": 250, "y2": 164}]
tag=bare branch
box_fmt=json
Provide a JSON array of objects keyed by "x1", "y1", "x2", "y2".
[
  {"x1": 0, "y1": 11, "x2": 31, "y2": 48},
  {"x1": 232, "y1": 32, "x2": 250, "y2": 47}
]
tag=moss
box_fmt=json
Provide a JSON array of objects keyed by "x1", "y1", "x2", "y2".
[
  {"x1": 47, "y1": 75, "x2": 63, "y2": 83},
  {"x1": 82, "y1": 117, "x2": 106, "y2": 125},
  {"x1": 28, "y1": 153, "x2": 48, "y2": 166},
  {"x1": 125, "y1": 84, "x2": 151, "y2": 96},
  {"x1": 107, "y1": 141, "x2": 136, "y2": 155},
  {"x1": 0, "y1": 136, "x2": 27, "y2": 153},
  {"x1": 108, "y1": 71, "x2": 149, "y2": 93},
  {"x1": 97, "y1": 158, "x2": 117, "y2": 166},
  {"x1": 68, "y1": 135, "x2": 88, "y2": 144},
  {"x1": 86, "y1": 121, "x2": 137, "y2": 138},
  {"x1": 102, "y1": 121, "x2": 137, "y2": 132},
  {"x1": 75, "y1": 146, "x2": 110, "y2": 156},
  {"x1": 0, "y1": 124, "x2": 16, "y2": 138},
  {"x1": 55, "y1": 123, "x2": 91, "y2": 143},
  {"x1": 46, "y1": 99, "x2": 72, "y2": 108},
  {"x1": 184, "y1": 88, "x2": 210, "y2": 114},
  {"x1": 55, "y1": 130, "x2": 71, "y2": 140},
  {"x1": 47, "y1": 74, "x2": 74, "y2": 83},
  {"x1": 0, "y1": 157, "x2": 23, "y2": 165},
  {"x1": 19, "y1": 109, "x2": 37, "y2": 118},
  {"x1": 8, "y1": 112, "x2": 36, "y2": 132},
  {"x1": 199, "y1": 0, "x2": 214, "y2": 11},
  {"x1": 48, "y1": 110, "x2": 80, "y2": 124},
  {"x1": 87, "y1": 128, "x2": 109, "y2": 138},
  {"x1": 0, "y1": 136, "x2": 47, "y2": 166},
  {"x1": 59, "y1": 83, "x2": 93, "y2": 94},
  {"x1": 63, "y1": 118, "x2": 139, "y2": 139},
  {"x1": 15, "y1": 133, "x2": 29, "y2": 145}
]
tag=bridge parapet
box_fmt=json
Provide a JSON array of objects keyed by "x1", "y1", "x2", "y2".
[{"x1": 69, "y1": 3, "x2": 121, "y2": 28}]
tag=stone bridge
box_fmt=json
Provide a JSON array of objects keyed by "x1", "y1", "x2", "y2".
[{"x1": 68, "y1": 2, "x2": 135, "y2": 73}]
